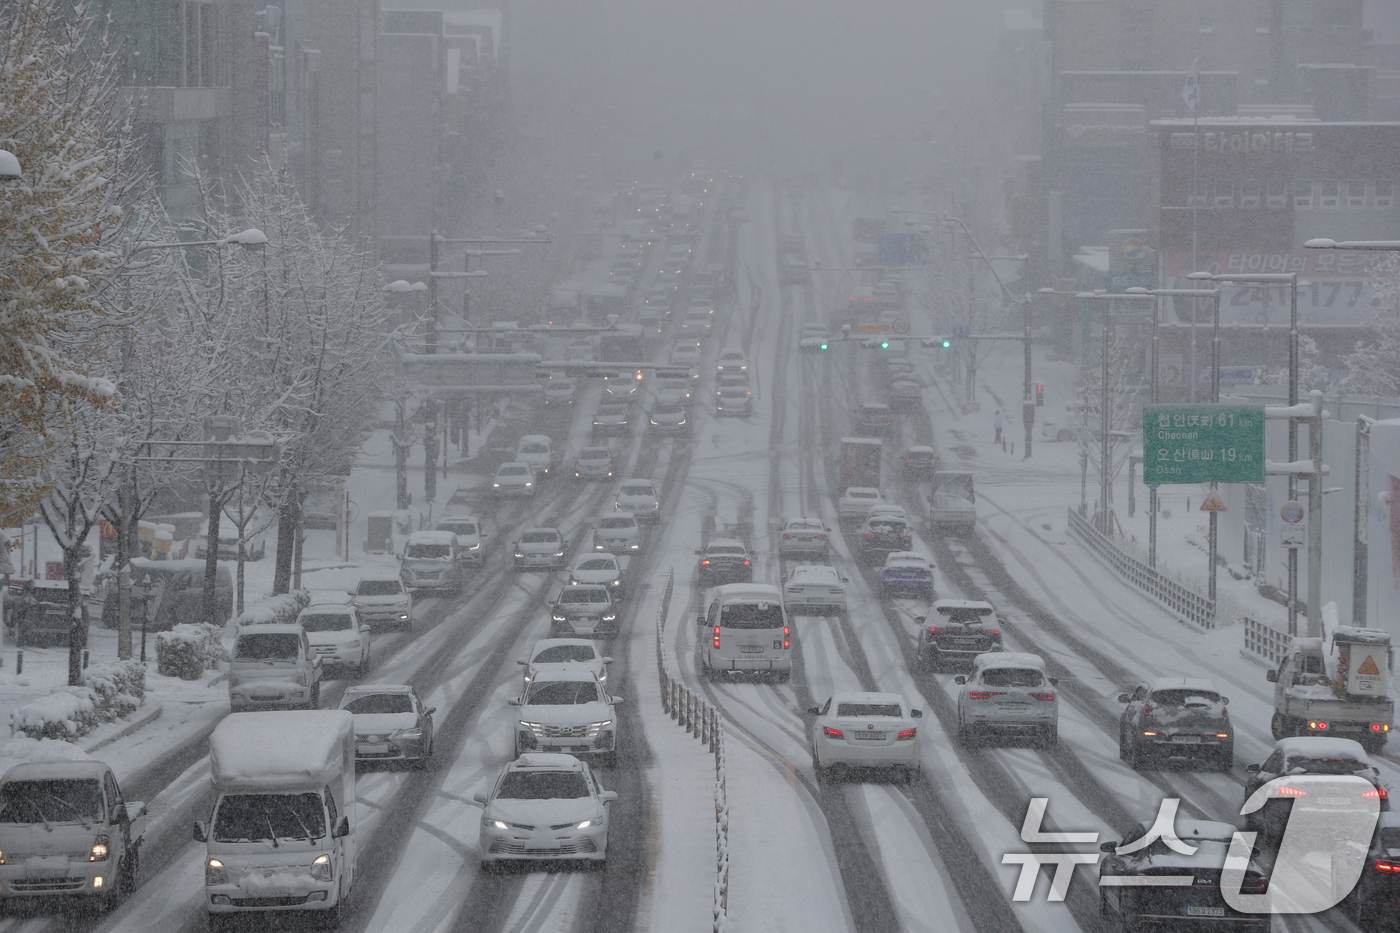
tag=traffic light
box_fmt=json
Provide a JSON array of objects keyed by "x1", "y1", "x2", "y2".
[
  {"x1": 818, "y1": 340, "x2": 829, "y2": 351},
  {"x1": 881, "y1": 340, "x2": 891, "y2": 350},
  {"x1": 918, "y1": 336, "x2": 954, "y2": 349},
  {"x1": 1036, "y1": 385, "x2": 1044, "y2": 406}
]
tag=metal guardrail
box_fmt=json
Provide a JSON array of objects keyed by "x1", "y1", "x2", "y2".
[
  {"x1": 1066, "y1": 508, "x2": 1217, "y2": 629},
  {"x1": 1244, "y1": 616, "x2": 1291, "y2": 667},
  {"x1": 653, "y1": 567, "x2": 728, "y2": 932}
]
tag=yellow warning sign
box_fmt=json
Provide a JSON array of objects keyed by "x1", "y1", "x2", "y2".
[
  {"x1": 1199, "y1": 491, "x2": 1226, "y2": 512},
  {"x1": 1359, "y1": 655, "x2": 1381, "y2": 676}
]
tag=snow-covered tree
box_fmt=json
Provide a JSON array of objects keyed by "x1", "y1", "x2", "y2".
[
  {"x1": 1340, "y1": 257, "x2": 1400, "y2": 396},
  {"x1": 0, "y1": 0, "x2": 146, "y2": 517}
]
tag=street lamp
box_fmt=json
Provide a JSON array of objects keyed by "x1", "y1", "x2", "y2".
[{"x1": 1125, "y1": 286, "x2": 1220, "y2": 572}]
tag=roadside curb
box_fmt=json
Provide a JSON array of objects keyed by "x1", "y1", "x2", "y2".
[{"x1": 80, "y1": 701, "x2": 164, "y2": 754}]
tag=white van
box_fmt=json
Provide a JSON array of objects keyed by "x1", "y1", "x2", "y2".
[
  {"x1": 515, "y1": 435, "x2": 554, "y2": 479},
  {"x1": 696, "y1": 584, "x2": 791, "y2": 681},
  {"x1": 197, "y1": 710, "x2": 357, "y2": 927}
]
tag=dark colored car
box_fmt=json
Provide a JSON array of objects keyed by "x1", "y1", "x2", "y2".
[
  {"x1": 855, "y1": 403, "x2": 893, "y2": 433},
  {"x1": 902, "y1": 446, "x2": 937, "y2": 480},
  {"x1": 6, "y1": 580, "x2": 87, "y2": 648},
  {"x1": 1098, "y1": 819, "x2": 1271, "y2": 933},
  {"x1": 1243, "y1": 737, "x2": 1389, "y2": 842},
  {"x1": 857, "y1": 513, "x2": 912, "y2": 562},
  {"x1": 1340, "y1": 811, "x2": 1400, "y2": 929},
  {"x1": 698, "y1": 538, "x2": 753, "y2": 586},
  {"x1": 1117, "y1": 678, "x2": 1233, "y2": 771},
  {"x1": 916, "y1": 599, "x2": 1002, "y2": 671}
]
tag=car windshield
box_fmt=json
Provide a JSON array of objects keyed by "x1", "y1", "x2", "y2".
[
  {"x1": 981, "y1": 668, "x2": 1044, "y2": 688},
  {"x1": 620, "y1": 484, "x2": 653, "y2": 496},
  {"x1": 719, "y1": 603, "x2": 783, "y2": 630},
  {"x1": 519, "y1": 444, "x2": 548, "y2": 455},
  {"x1": 534, "y1": 645, "x2": 597, "y2": 664},
  {"x1": 938, "y1": 608, "x2": 993, "y2": 623},
  {"x1": 213, "y1": 792, "x2": 326, "y2": 843},
  {"x1": 406, "y1": 544, "x2": 451, "y2": 559},
  {"x1": 596, "y1": 406, "x2": 625, "y2": 417},
  {"x1": 437, "y1": 521, "x2": 477, "y2": 536},
  {"x1": 837, "y1": 703, "x2": 902, "y2": 718},
  {"x1": 560, "y1": 589, "x2": 609, "y2": 604},
  {"x1": 707, "y1": 547, "x2": 746, "y2": 557},
  {"x1": 849, "y1": 491, "x2": 878, "y2": 500},
  {"x1": 234, "y1": 632, "x2": 300, "y2": 661},
  {"x1": 496, "y1": 771, "x2": 590, "y2": 800},
  {"x1": 498, "y1": 466, "x2": 528, "y2": 476},
  {"x1": 599, "y1": 517, "x2": 634, "y2": 530},
  {"x1": 577, "y1": 559, "x2": 616, "y2": 572},
  {"x1": 356, "y1": 580, "x2": 403, "y2": 596},
  {"x1": 655, "y1": 405, "x2": 684, "y2": 415},
  {"x1": 1285, "y1": 756, "x2": 1368, "y2": 774},
  {"x1": 0, "y1": 779, "x2": 103, "y2": 824},
  {"x1": 1149, "y1": 690, "x2": 1222, "y2": 706},
  {"x1": 344, "y1": 693, "x2": 413, "y2": 714},
  {"x1": 521, "y1": 532, "x2": 560, "y2": 544},
  {"x1": 300, "y1": 612, "x2": 353, "y2": 633},
  {"x1": 866, "y1": 520, "x2": 905, "y2": 534},
  {"x1": 526, "y1": 681, "x2": 602, "y2": 704},
  {"x1": 580, "y1": 450, "x2": 609, "y2": 461}
]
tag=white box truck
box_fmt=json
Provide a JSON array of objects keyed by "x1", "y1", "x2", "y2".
[{"x1": 195, "y1": 710, "x2": 357, "y2": 929}]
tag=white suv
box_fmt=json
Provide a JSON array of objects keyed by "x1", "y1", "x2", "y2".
[
  {"x1": 614, "y1": 480, "x2": 660, "y2": 524},
  {"x1": 297, "y1": 602, "x2": 371, "y2": 677},
  {"x1": 434, "y1": 515, "x2": 486, "y2": 566},
  {"x1": 955, "y1": 652, "x2": 1058, "y2": 748},
  {"x1": 515, "y1": 435, "x2": 554, "y2": 479},
  {"x1": 593, "y1": 512, "x2": 644, "y2": 554}
]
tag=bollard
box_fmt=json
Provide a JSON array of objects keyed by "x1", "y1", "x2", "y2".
[
  {"x1": 82, "y1": 649, "x2": 89, "y2": 670},
  {"x1": 1010, "y1": 442, "x2": 1015, "y2": 456},
  {"x1": 15, "y1": 650, "x2": 22, "y2": 675}
]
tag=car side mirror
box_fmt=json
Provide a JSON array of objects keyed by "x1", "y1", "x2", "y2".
[
  {"x1": 517, "y1": 659, "x2": 527, "y2": 666},
  {"x1": 914, "y1": 616, "x2": 926, "y2": 625},
  {"x1": 611, "y1": 694, "x2": 624, "y2": 704},
  {"x1": 192, "y1": 820, "x2": 207, "y2": 843},
  {"x1": 910, "y1": 709, "x2": 923, "y2": 719},
  {"x1": 696, "y1": 616, "x2": 706, "y2": 627},
  {"x1": 806, "y1": 707, "x2": 821, "y2": 716},
  {"x1": 347, "y1": 590, "x2": 355, "y2": 597},
  {"x1": 954, "y1": 675, "x2": 967, "y2": 685},
  {"x1": 427, "y1": 707, "x2": 437, "y2": 715},
  {"x1": 1222, "y1": 697, "x2": 1229, "y2": 705},
  {"x1": 1100, "y1": 841, "x2": 1118, "y2": 854},
  {"x1": 1049, "y1": 678, "x2": 1059, "y2": 687},
  {"x1": 600, "y1": 791, "x2": 618, "y2": 803},
  {"x1": 602, "y1": 657, "x2": 614, "y2": 664},
  {"x1": 1266, "y1": 670, "x2": 1278, "y2": 683},
  {"x1": 481, "y1": 531, "x2": 490, "y2": 538},
  {"x1": 332, "y1": 816, "x2": 350, "y2": 839},
  {"x1": 1246, "y1": 763, "x2": 1261, "y2": 774},
  {"x1": 693, "y1": 549, "x2": 702, "y2": 555},
  {"x1": 1117, "y1": 693, "x2": 1130, "y2": 703},
  {"x1": 507, "y1": 698, "x2": 521, "y2": 706},
  {"x1": 471, "y1": 793, "x2": 488, "y2": 806},
  {"x1": 842, "y1": 577, "x2": 849, "y2": 584}
]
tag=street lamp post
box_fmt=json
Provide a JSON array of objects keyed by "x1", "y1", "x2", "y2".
[
  {"x1": 1189, "y1": 271, "x2": 1306, "y2": 634},
  {"x1": 1305, "y1": 237, "x2": 1400, "y2": 628},
  {"x1": 1125, "y1": 286, "x2": 1221, "y2": 569}
]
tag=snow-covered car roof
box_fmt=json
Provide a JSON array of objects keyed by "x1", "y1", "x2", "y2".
[
  {"x1": 235, "y1": 622, "x2": 305, "y2": 636},
  {"x1": 511, "y1": 753, "x2": 585, "y2": 771},
  {"x1": 786, "y1": 565, "x2": 841, "y2": 583},
  {"x1": 3, "y1": 759, "x2": 108, "y2": 783},
  {"x1": 826, "y1": 691, "x2": 907, "y2": 708},
  {"x1": 406, "y1": 530, "x2": 456, "y2": 545},
  {"x1": 905, "y1": 446, "x2": 935, "y2": 455},
  {"x1": 883, "y1": 552, "x2": 930, "y2": 567},
  {"x1": 973, "y1": 652, "x2": 1046, "y2": 671},
  {"x1": 784, "y1": 517, "x2": 825, "y2": 528},
  {"x1": 1115, "y1": 819, "x2": 1242, "y2": 870},
  {"x1": 210, "y1": 710, "x2": 353, "y2": 790},
  {"x1": 520, "y1": 526, "x2": 562, "y2": 538},
  {"x1": 706, "y1": 537, "x2": 747, "y2": 551},
  {"x1": 572, "y1": 554, "x2": 619, "y2": 569},
  {"x1": 711, "y1": 583, "x2": 782, "y2": 601},
  {"x1": 529, "y1": 638, "x2": 601, "y2": 656},
  {"x1": 341, "y1": 684, "x2": 414, "y2": 697},
  {"x1": 932, "y1": 599, "x2": 994, "y2": 611},
  {"x1": 1141, "y1": 677, "x2": 1222, "y2": 695},
  {"x1": 841, "y1": 486, "x2": 880, "y2": 499},
  {"x1": 1273, "y1": 736, "x2": 1370, "y2": 762},
  {"x1": 528, "y1": 668, "x2": 605, "y2": 685},
  {"x1": 518, "y1": 434, "x2": 550, "y2": 445}
]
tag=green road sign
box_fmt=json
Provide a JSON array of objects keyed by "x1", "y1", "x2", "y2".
[{"x1": 1142, "y1": 404, "x2": 1265, "y2": 484}]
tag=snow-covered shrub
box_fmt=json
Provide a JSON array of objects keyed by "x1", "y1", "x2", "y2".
[
  {"x1": 156, "y1": 623, "x2": 224, "y2": 680},
  {"x1": 232, "y1": 590, "x2": 310, "y2": 628},
  {"x1": 9, "y1": 662, "x2": 148, "y2": 741}
]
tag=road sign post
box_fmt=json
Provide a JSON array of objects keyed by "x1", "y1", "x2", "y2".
[{"x1": 1142, "y1": 404, "x2": 1265, "y2": 485}]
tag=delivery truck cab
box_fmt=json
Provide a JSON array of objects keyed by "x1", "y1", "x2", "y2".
[{"x1": 196, "y1": 710, "x2": 357, "y2": 929}]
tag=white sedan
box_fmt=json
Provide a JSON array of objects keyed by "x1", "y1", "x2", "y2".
[
  {"x1": 473, "y1": 754, "x2": 616, "y2": 868},
  {"x1": 567, "y1": 553, "x2": 625, "y2": 599},
  {"x1": 808, "y1": 692, "x2": 923, "y2": 783},
  {"x1": 669, "y1": 344, "x2": 702, "y2": 366},
  {"x1": 613, "y1": 479, "x2": 660, "y2": 524},
  {"x1": 492, "y1": 461, "x2": 536, "y2": 498},
  {"x1": 783, "y1": 564, "x2": 847, "y2": 615},
  {"x1": 518, "y1": 638, "x2": 612, "y2": 690},
  {"x1": 837, "y1": 486, "x2": 883, "y2": 524}
]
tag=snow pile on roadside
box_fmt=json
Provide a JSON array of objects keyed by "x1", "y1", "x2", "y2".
[
  {"x1": 156, "y1": 623, "x2": 226, "y2": 679},
  {"x1": 10, "y1": 661, "x2": 146, "y2": 741}
]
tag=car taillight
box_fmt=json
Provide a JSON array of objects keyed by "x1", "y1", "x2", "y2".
[
  {"x1": 1375, "y1": 859, "x2": 1400, "y2": 873},
  {"x1": 1363, "y1": 788, "x2": 1388, "y2": 799},
  {"x1": 928, "y1": 626, "x2": 947, "y2": 634},
  {"x1": 900, "y1": 534, "x2": 911, "y2": 540},
  {"x1": 863, "y1": 533, "x2": 874, "y2": 539},
  {"x1": 701, "y1": 559, "x2": 711, "y2": 566},
  {"x1": 981, "y1": 628, "x2": 999, "y2": 637},
  {"x1": 783, "y1": 626, "x2": 790, "y2": 649},
  {"x1": 1308, "y1": 720, "x2": 1329, "y2": 730},
  {"x1": 1276, "y1": 786, "x2": 1307, "y2": 797},
  {"x1": 1373, "y1": 723, "x2": 1390, "y2": 732},
  {"x1": 824, "y1": 727, "x2": 843, "y2": 738},
  {"x1": 713, "y1": 626, "x2": 721, "y2": 649},
  {"x1": 1030, "y1": 692, "x2": 1055, "y2": 701},
  {"x1": 897, "y1": 728, "x2": 916, "y2": 741},
  {"x1": 783, "y1": 534, "x2": 793, "y2": 539},
  {"x1": 743, "y1": 560, "x2": 750, "y2": 566},
  {"x1": 815, "y1": 534, "x2": 826, "y2": 540},
  {"x1": 969, "y1": 691, "x2": 1003, "y2": 700},
  {"x1": 1141, "y1": 703, "x2": 1154, "y2": 715}
]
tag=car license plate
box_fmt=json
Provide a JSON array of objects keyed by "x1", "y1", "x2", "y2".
[
  {"x1": 854, "y1": 731, "x2": 886, "y2": 741},
  {"x1": 740, "y1": 645, "x2": 765, "y2": 653},
  {"x1": 1171, "y1": 734, "x2": 1202, "y2": 744},
  {"x1": 1318, "y1": 796, "x2": 1353, "y2": 806},
  {"x1": 359, "y1": 744, "x2": 389, "y2": 755},
  {"x1": 951, "y1": 637, "x2": 979, "y2": 647},
  {"x1": 999, "y1": 703, "x2": 1028, "y2": 711},
  {"x1": 1185, "y1": 906, "x2": 1225, "y2": 918}
]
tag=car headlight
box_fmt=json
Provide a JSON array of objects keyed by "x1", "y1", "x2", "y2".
[
  {"x1": 602, "y1": 611, "x2": 617, "y2": 622},
  {"x1": 553, "y1": 611, "x2": 567, "y2": 622},
  {"x1": 553, "y1": 550, "x2": 565, "y2": 557},
  {"x1": 310, "y1": 853, "x2": 333, "y2": 882},
  {"x1": 493, "y1": 483, "x2": 501, "y2": 488},
  {"x1": 610, "y1": 579, "x2": 621, "y2": 588},
  {"x1": 514, "y1": 551, "x2": 525, "y2": 558},
  {"x1": 392, "y1": 727, "x2": 423, "y2": 740},
  {"x1": 525, "y1": 481, "x2": 533, "y2": 487},
  {"x1": 90, "y1": 835, "x2": 109, "y2": 861},
  {"x1": 206, "y1": 858, "x2": 228, "y2": 886},
  {"x1": 569, "y1": 579, "x2": 580, "y2": 585},
  {"x1": 345, "y1": 640, "x2": 361, "y2": 649},
  {"x1": 485, "y1": 818, "x2": 508, "y2": 830},
  {"x1": 575, "y1": 820, "x2": 593, "y2": 829},
  {"x1": 468, "y1": 542, "x2": 480, "y2": 550}
]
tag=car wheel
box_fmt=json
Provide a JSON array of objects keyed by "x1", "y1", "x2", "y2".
[
  {"x1": 1363, "y1": 734, "x2": 1388, "y2": 755},
  {"x1": 775, "y1": 670, "x2": 791, "y2": 683},
  {"x1": 100, "y1": 856, "x2": 127, "y2": 910},
  {"x1": 1118, "y1": 727, "x2": 1129, "y2": 761},
  {"x1": 1041, "y1": 726, "x2": 1058, "y2": 749},
  {"x1": 208, "y1": 914, "x2": 236, "y2": 933},
  {"x1": 1270, "y1": 713, "x2": 1287, "y2": 741},
  {"x1": 357, "y1": 652, "x2": 371, "y2": 678},
  {"x1": 957, "y1": 722, "x2": 973, "y2": 746},
  {"x1": 1129, "y1": 742, "x2": 1150, "y2": 771},
  {"x1": 1215, "y1": 747, "x2": 1233, "y2": 772},
  {"x1": 309, "y1": 682, "x2": 320, "y2": 709}
]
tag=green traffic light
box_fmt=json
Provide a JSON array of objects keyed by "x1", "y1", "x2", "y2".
[
  {"x1": 819, "y1": 342, "x2": 828, "y2": 351},
  {"x1": 940, "y1": 339, "x2": 952, "y2": 349},
  {"x1": 880, "y1": 341, "x2": 890, "y2": 349}
]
